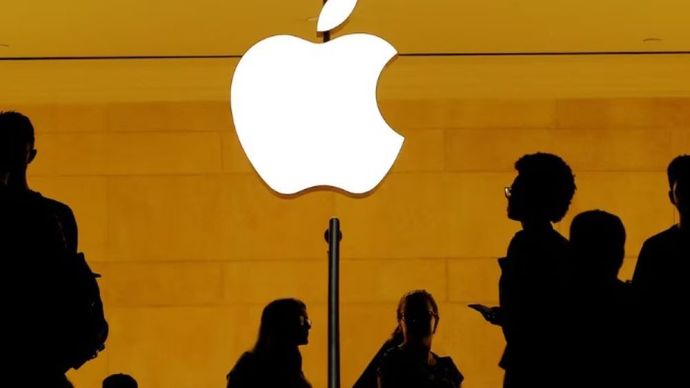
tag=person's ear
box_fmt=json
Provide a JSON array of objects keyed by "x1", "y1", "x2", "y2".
[
  {"x1": 27, "y1": 148, "x2": 37, "y2": 164},
  {"x1": 669, "y1": 189, "x2": 676, "y2": 206}
]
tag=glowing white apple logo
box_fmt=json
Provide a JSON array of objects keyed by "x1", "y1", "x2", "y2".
[{"x1": 230, "y1": 0, "x2": 404, "y2": 195}]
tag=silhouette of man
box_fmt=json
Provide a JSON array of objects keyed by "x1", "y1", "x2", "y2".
[
  {"x1": 0, "y1": 111, "x2": 78, "y2": 253},
  {"x1": 632, "y1": 155, "x2": 690, "y2": 386},
  {"x1": 564, "y1": 210, "x2": 634, "y2": 388},
  {"x1": 497, "y1": 153, "x2": 576, "y2": 388},
  {"x1": 1, "y1": 111, "x2": 105, "y2": 386}
]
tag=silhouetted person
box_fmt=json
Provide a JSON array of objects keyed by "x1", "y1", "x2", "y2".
[
  {"x1": 632, "y1": 155, "x2": 690, "y2": 386},
  {"x1": 353, "y1": 315, "x2": 404, "y2": 388},
  {"x1": 103, "y1": 373, "x2": 138, "y2": 388},
  {"x1": 0, "y1": 111, "x2": 78, "y2": 252},
  {"x1": 484, "y1": 153, "x2": 575, "y2": 388},
  {"x1": 226, "y1": 298, "x2": 312, "y2": 388},
  {"x1": 1, "y1": 111, "x2": 107, "y2": 386},
  {"x1": 377, "y1": 290, "x2": 463, "y2": 388},
  {"x1": 564, "y1": 210, "x2": 634, "y2": 388}
]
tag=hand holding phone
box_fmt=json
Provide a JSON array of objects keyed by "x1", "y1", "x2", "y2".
[{"x1": 468, "y1": 304, "x2": 501, "y2": 325}]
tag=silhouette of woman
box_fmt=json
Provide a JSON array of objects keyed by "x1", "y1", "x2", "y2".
[
  {"x1": 226, "y1": 298, "x2": 312, "y2": 388},
  {"x1": 377, "y1": 290, "x2": 463, "y2": 388}
]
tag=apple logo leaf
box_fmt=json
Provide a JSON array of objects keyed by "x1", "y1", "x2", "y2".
[{"x1": 317, "y1": 0, "x2": 358, "y2": 32}]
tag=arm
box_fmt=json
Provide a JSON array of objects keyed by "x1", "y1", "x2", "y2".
[{"x1": 468, "y1": 304, "x2": 503, "y2": 326}]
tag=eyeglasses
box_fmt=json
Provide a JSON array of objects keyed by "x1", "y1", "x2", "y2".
[
  {"x1": 504, "y1": 186, "x2": 512, "y2": 198},
  {"x1": 401, "y1": 311, "x2": 437, "y2": 322},
  {"x1": 299, "y1": 316, "x2": 312, "y2": 327}
]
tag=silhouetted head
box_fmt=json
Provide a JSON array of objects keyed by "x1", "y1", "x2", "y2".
[
  {"x1": 103, "y1": 373, "x2": 138, "y2": 388},
  {"x1": 507, "y1": 153, "x2": 576, "y2": 223},
  {"x1": 0, "y1": 111, "x2": 36, "y2": 175},
  {"x1": 570, "y1": 210, "x2": 626, "y2": 281},
  {"x1": 254, "y1": 298, "x2": 311, "y2": 353},
  {"x1": 396, "y1": 290, "x2": 439, "y2": 345},
  {"x1": 668, "y1": 155, "x2": 690, "y2": 219}
]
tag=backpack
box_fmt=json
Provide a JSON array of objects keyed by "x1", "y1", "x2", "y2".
[
  {"x1": 58, "y1": 251, "x2": 109, "y2": 370},
  {"x1": 28, "y1": 192, "x2": 110, "y2": 370},
  {"x1": 1, "y1": 189, "x2": 108, "y2": 374}
]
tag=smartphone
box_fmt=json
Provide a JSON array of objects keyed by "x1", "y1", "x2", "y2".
[{"x1": 468, "y1": 303, "x2": 500, "y2": 324}]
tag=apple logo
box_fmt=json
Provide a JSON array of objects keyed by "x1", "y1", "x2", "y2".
[{"x1": 230, "y1": 0, "x2": 404, "y2": 195}]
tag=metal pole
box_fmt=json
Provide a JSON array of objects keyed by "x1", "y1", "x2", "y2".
[
  {"x1": 322, "y1": 2, "x2": 335, "y2": 386},
  {"x1": 325, "y1": 217, "x2": 341, "y2": 388}
]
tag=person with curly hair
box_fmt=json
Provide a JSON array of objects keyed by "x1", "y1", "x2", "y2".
[{"x1": 481, "y1": 153, "x2": 576, "y2": 388}]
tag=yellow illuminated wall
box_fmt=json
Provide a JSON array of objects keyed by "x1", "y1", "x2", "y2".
[
  {"x1": 4, "y1": 0, "x2": 690, "y2": 385},
  {"x1": 6, "y1": 94, "x2": 682, "y2": 388}
]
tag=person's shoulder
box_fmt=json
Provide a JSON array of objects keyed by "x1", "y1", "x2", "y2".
[
  {"x1": 433, "y1": 354, "x2": 464, "y2": 385},
  {"x1": 509, "y1": 227, "x2": 564, "y2": 245},
  {"x1": 506, "y1": 230, "x2": 528, "y2": 254},
  {"x1": 234, "y1": 351, "x2": 255, "y2": 367},
  {"x1": 640, "y1": 226, "x2": 678, "y2": 252},
  {"x1": 378, "y1": 346, "x2": 405, "y2": 371},
  {"x1": 227, "y1": 352, "x2": 257, "y2": 384},
  {"x1": 507, "y1": 227, "x2": 567, "y2": 258},
  {"x1": 651, "y1": 225, "x2": 678, "y2": 241},
  {"x1": 510, "y1": 230, "x2": 527, "y2": 243},
  {"x1": 31, "y1": 192, "x2": 74, "y2": 216},
  {"x1": 5, "y1": 191, "x2": 60, "y2": 230}
]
